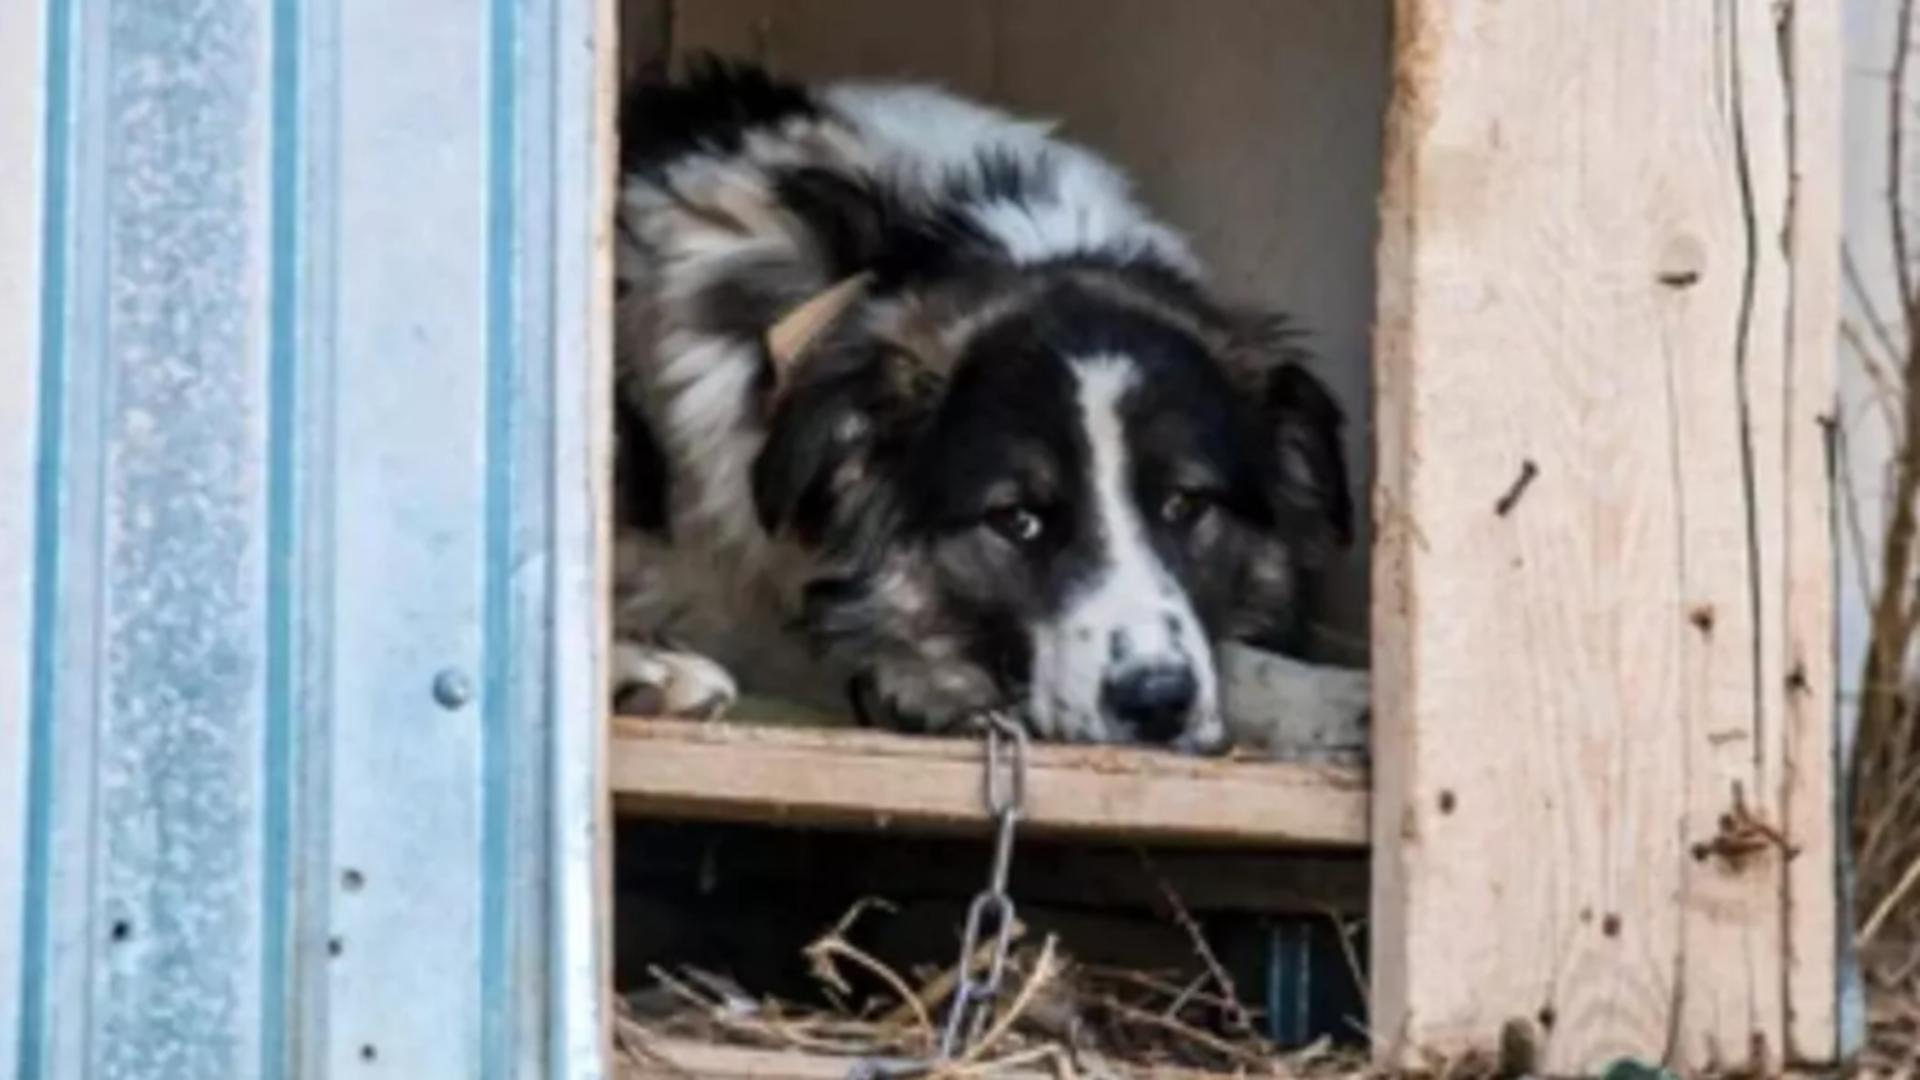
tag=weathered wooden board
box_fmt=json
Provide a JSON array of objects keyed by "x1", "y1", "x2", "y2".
[
  {"x1": 610, "y1": 717, "x2": 1368, "y2": 849},
  {"x1": 1371, "y1": 0, "x2": 1838, "y2": 1072},
  {"x1": 1781, "y1": 0, "x2": 1842, "y2": 1063},
  {"x1": 619, "y1": 1037, "x2": 1246, "y2": 1079}
]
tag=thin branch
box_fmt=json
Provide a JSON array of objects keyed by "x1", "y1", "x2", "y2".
[
  {"x1": 1092, "y1": 999, "x2": 1275, "y2": 1071},
  {"x1": 805, "y1": 936, "x2": 936, "y2": 1047},
  {"x1": 950, "y1": 935, "x2": 1062, "y2": 1069},
  {"x1": 1323, "y1": 909, "x2": 1371, "y2": 1019},
  {"x1": 1838, "y1": 423, "x2": 1887, "y2": 619},
  {"x1": 1844, "y1": 321, "x2": 1908, "y2": 439},
  {"x1": 1847, "y1": 244, "x2": 1909, "y2": 371},
  {"x1": 1135, "y1": 849, "x2": 1258, "y2": 1038},
  {"x1": 1862, "y1": 747, "x2": 1920, "y2": 873}
]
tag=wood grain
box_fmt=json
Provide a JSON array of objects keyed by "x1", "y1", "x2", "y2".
[
  {"x1": 1370, "y1": 1, "x2": 1838, "y2": 1072},
  {"x1": 610, "y1": 717, "x2": 1368, "y2": 849},
  {"x1": 619, "y1": 1037, "x2": 1246, "y2": 1079},
  {"x1": 1780, "y1": 0, "x2": 1841, "y2": 1063}
]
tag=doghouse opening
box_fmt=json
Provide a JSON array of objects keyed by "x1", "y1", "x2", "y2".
[
  {"x1": 614, "y1": 821, "x2": 1371, "y2": 1072},
  {"x1": 609, "y1": 1, "x2": 1388, "y2": 1072}
]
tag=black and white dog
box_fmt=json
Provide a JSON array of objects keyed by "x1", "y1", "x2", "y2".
[{"x1": 613, "y1": 59, "x2": 1364, "y2": 753}]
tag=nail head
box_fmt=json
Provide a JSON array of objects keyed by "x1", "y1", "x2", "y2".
[{"x1": 432, "y1": 668, "x2": 474, "y2": 709}]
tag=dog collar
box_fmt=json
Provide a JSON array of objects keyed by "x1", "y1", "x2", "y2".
[{"x1": 763, "y1": 271, "x2": 874, "y2": 407}]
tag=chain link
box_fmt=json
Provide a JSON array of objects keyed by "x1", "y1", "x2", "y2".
[
  {"x1": 846, "y1": 710, "x2": 1028, "y2": 1078},
  {"x1": 937, "y1": 710, "x2": 1027, "y2": 1060},
  {"x1": 936, "y1": 711, "x2": 1029, "y2": 1053}
]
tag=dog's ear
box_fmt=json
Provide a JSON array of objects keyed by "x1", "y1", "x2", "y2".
[
  {"x1": 1223, "y1": 315, "x2": 1354, "y2": 558},
  {"x1": 1265, "y1": 361, "x2": 1354, "y2": 555},
  {"x1": 752, "y1": 345, "x2": 942, "y2": 545}
]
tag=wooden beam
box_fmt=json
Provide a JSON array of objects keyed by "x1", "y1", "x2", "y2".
[
  {"x1": 610, "y1": 717, "x2": 1368, "y2": 849},
  {"x1": 1780, "y1": 0, "x2": 1841, "y2": 1064},
  {"x1": 619, "y1": 1037, "x2": 1248, "y2": 1079},
  {"x1": 1371, "y1": 0, "x2": 1839, "y2": 1073}
]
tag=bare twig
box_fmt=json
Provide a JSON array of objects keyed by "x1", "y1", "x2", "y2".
[
  {"x1": 1856, "y1": 11, "x2": 1920, "y2": 920},
  {"x1": 646, "y1": 965, "x2": 903, "y2": 1056},
  {"x1": 1860, "y1": 848, "x2": 1920, "y2": 949},
  {"x1": 1075, "y1": 965, "x2": 1260, "y2": 1017},
  {"x1": 880, "y1": 917, "x2": 1028, "y2": 1028},
  {"x1": 1844, "y1": 320, "x2": 1908, "y2": 439},
  {"x1": 611, "y1": 1004, "x2": 701, "y2": 1080},
  {"x1": 801, "y1": 898, "x2": 935, "y2": 1044},
  {"x1": 1838, "y1": 429, "x2": 1885, "y2": 633},
  {"x1": 1135, "y1": 848, "x2": 1259, "y2": 1037},
  {"x1": 1159, "y1": 972, "x2": 1208, "y2": 1021},
  {"x1": 805, "y1": 936, "x2": 936, "y2": 1046},
  {"x1": 1094, "y1": 998, "x2": 1275, "y2": 1071},
  {"x1": 1847, "y1": 244, "x2": 1909, "y2": 368},
  {"x1": 1324, "y1": 909, "x2": 1371, "y2": 1018},
  {"x1": 951, "y1": 935, "x2": 1063, "y2": 1068},
  {"x1": 1861, "y1": 759, "x2": 1920, "y2": 883},
  {"x1": 936, "y1": 1044, "x2": 1073, "y2": 1080}
]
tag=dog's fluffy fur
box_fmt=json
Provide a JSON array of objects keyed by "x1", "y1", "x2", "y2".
[{"x1": 612, "y1": 59, "x2": 1356, "y2": 751}]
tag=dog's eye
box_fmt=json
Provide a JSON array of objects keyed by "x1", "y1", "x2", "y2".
[
  {"x1": 985, "y1": 505, "x2": 1046, "y2": 545},
  {"x1": 1159, "y1": 489, "x2": 1213, "y2": 528}
]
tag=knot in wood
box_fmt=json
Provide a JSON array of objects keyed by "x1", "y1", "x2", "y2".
[{"x1": 1657, "y1": 233, "x2": 1707, "y2": 288}]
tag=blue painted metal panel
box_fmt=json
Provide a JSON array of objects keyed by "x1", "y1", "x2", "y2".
[
  {"x1": 1, "y1": 0, "x2": 610, "y2": 1075},
  {"x1": 0, "y1": 0, "x2": 50, "y2": 1074},
  {"x1": 91, "y1": 1, "x2": 274, "y2": 1074}
]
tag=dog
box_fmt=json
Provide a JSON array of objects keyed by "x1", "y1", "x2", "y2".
[{"x1": 611, "y1": 58, "x2": 1364, "y2": 753}]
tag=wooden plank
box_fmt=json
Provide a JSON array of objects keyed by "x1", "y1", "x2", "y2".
[
  {"x1": 590, "y1": 0, "x2": 623, "y2": 1070},
  {"x1": 620, "y1": 1037, "x2": 1248, "y2": 1079},
  {"x1": 1781, "y1": 0, "x2": 1842, "y2": 1064},
  {"x1": 1371, "y1": 0, "x2": 1838, "y2": 1072},
  {"x1": 1677, "y1": 0, "x2": 1790, "y2": 1064},
  {"x1": 610, "y1": 717, "x2": 1368, "y2": 849}
]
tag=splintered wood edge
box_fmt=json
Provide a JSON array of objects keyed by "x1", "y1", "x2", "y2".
[{"x1": 609, "y1": 716, "x2": 1369, "y2": 849}]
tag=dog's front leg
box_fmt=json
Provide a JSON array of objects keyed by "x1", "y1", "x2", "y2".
[{"x1": 608, "y1": 532, "x2": 740, "y2": 720}]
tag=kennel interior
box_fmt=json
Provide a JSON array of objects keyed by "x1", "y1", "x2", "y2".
[
  {"x1": 606, "y1": 1, "x2": 1390, "y2": 1073},
  {"x1": 0, "y1": 0, "x2": 1842, "y2": 1075}
]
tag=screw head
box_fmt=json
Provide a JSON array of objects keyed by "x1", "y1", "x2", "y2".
[{"x1": 432, "y1": 668, "x2": 474, "y2": 709}]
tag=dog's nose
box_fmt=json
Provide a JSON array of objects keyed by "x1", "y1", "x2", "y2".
[{"x1": 1103, "y1": 665, "x2": 1198, "y2": 743}]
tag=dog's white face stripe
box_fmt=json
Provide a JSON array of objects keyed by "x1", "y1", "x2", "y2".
[{"x1": 1028, "y1": 357, "x2": 1223, "y2": 747}]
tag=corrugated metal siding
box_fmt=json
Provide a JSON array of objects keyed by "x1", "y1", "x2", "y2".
[{"x1": 1, "y1": 0, "x2": 609, "y2": 1076}]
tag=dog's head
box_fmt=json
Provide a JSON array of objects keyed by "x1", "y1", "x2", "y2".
[{"x1": 752, "y1": 264, "x2": 1352, "y2": 749}]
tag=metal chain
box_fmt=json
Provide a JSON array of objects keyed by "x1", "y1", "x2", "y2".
[
  {"x1": 937, "y1": 710, "x2": 1027, "y2": 1061},
  {"x1": 845, "y1": 710, "x2": 1028, "y2": 1080}
]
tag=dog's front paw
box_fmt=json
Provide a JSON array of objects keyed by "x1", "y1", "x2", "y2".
[
  {"x1": 611, "y1": 640, "x2": 738, "y2": 720},
  {"x1": 1220, "y1": 643, "x2": 1370, "y2": 763}
]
